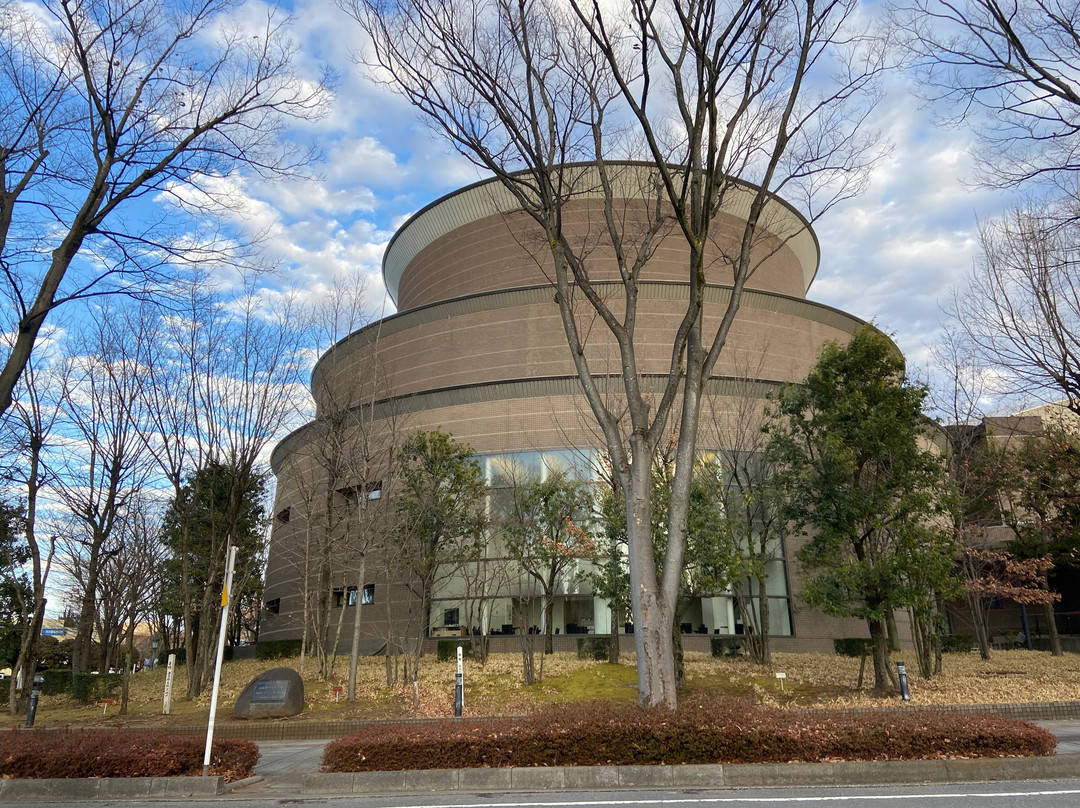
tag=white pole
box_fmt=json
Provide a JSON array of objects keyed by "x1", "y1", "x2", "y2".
[{"x1": 202, "y1": 544, "x2": 237, "y2": 777}]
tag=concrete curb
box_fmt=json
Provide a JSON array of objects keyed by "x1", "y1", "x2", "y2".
[
  {"x1": 301, "y1": 754, "x2": 1080, "y2": 795},
  {"x1": 222, "y1": 775, "x2": 264, "y2": 793},
  {"x1": 0, "y1": 775, "x2": 224, "y2": 801}
]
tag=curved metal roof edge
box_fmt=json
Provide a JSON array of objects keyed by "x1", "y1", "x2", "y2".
[
  {"x1": 382, "y1": 162, "x2": 821, "y2": 305},
  {"x1": 272, "y1": 373, "x2": 789, "y2": 474},
  {"x1": 309, "y1": 280, "x2": 864, "y2": 397}
]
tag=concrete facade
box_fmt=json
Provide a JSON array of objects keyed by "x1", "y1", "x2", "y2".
[{"x1": 261, "y1": 164, "x2": 878, "y2": 654}]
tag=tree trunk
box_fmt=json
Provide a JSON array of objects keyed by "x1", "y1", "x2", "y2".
[
  {"x1": 625, "y1": 444, "x2": 677, "y2": 708},
  {"x1": 119, "y1": 600, "x2": 137, "y2": 715},
  {"x1": 1043, "y1": 599, "x2": 1063, "y2": 656},
  {"x1": 74, "y1": 534, "x2": 106, "y2": 674},
  {"x1": 968, "y1": 590, "x2": 992, "y2": 660},
  {"x1": 608, "y1": 602, "x2": 621, "y2": 665},
  {"x1": 0, "y1": 231, "x2": 87, "y2": 417},
  {"x1": 885, "y1": 608, "x2": 900, "y2": 653},
  {"x1": 757, "y1": 584, "x2": 772, "y2": 666},
  {"x1": 913, "y1": 615, "x2": 932, "y2": 679},
  {"x1": 10, "y1": 603, "x2": 46, "y2": 715},
  {"x1": 868, "y1": 618, "x2": 894, "y2": 693},
  {"x1": 672, "y1": 621, "x2": 685, "y2": 688},
  {"x1": 347, "y1": 554, "x2": 368, "y2": 700},
  {"x1": 543, "y1": 595, "x2": 555, "y2": 655}
]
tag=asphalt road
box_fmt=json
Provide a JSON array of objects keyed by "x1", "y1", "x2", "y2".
[{"x1": 9, "y1": 782, "x2": 1080, "y2": 808}]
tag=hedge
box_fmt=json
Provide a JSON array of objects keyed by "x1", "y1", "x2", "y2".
[
  {"x1": 157, "y1": 646, "x2": 237, "y2": 666},
  {"x1": 322, "y1": 697, "x2": 1056, "y2": 772},
  {"x1": 942, "y1": 634, "x2": 975, "y2": 653},
  {"x1": 834, "y1": 638, "x2": 875, "y2": 657},
  {"x1": 437, "y1": 640, "x2": 472, "y2": 662},
  {"x1": 576, "y1": 637, "x2": 610, "y2": 660},
  {"x1": 72, "y1": 673, "x2": 122, "y2": 703},
  {"x1": 39, "y1": 669, "x2": 72, "y2": 696},
  {"x1": 255, "y1": 639, "x2": 303, "y2": 660},
  {"x1": 710, "y1": 637, "x2": 742, "y2": 657},
  {"x1": 0, "y1": 731, "x2": 259, "y2": 781}
]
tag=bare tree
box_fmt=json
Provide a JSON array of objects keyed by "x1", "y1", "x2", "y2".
[
  {"x1": 951, "y1": 202, "x2": 1080, "y2": 415},
  {"x1": 348, "y1": 0, "x2": 884, "y2": 706},
  {"x1": 897, "y1": 0, "x2": 1080, "y2": 191},
  {"x1": 52, "y1": 304, "x2": 154, "y2": 674},
  {"x1": 703, "y1": 350, "x2": 788, "y2": 666},
  {"x1": 275, "y1": 278, "x2": 406, "y2": 694},
  {"x1": 0, "y1": 0, "x2": 328, "y2": 418},
  {"x1": 0, "y1": 342, "x2": 59, "y2": 714},
  {"x1": 143, "y1": 280, "x2": 309, "y2": 697}
]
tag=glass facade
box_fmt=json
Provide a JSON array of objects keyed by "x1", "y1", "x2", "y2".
[{"x1": 427, "y1": 449, "x2": 793, "y2": 638}]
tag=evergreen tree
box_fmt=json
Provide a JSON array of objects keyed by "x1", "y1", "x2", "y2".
[
  {"x1": 766, "y1": 326, "x2": 959, "y2": 692},
  {"x1": 160, "y1": 463, "x2": 267, "y2": 677}
]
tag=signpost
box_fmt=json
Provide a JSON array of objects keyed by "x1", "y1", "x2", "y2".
[
  {"x1": 203, "y1": 545, "x2": 237, "y2": 776},
  {"x1": 454, "y1": 645, "x2": 464, "y2": 717},
  {"x1": 896, "y1": 661, "x2": 911, "y2": 702},
  {"x1": 163, "y1": 653, "x2": 176, "y2": 715},
  {"x1": 24, "y1": 676, "x2": 42, "y2": 727}
]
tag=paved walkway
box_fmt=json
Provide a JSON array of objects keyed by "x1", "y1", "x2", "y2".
[
  {"x1": 1044, "y1": 721, "x2": 1080, "y2": 755},
  {"x1": 228, "y1": 740, "x2": 327, "y2": 797},
  {"x1": 220, "y1": 721, "x2": 1080, "y2": 798}
]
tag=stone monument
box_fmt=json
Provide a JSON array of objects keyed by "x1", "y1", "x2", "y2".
[{"x1": 232, "y1": 666, "x2": 304, "y2": 719}]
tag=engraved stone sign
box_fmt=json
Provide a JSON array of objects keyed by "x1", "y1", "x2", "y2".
[{"x1": 233, "y1": 666, "x2": 304, "y2": 719}]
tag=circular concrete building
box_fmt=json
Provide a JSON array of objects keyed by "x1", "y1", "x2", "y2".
[{"x1": 261, "y1": 164, "x2": 872, "y2": 654}]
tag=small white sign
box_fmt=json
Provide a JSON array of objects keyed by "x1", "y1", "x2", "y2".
[
  {"x1": 775, "y1": 671, "x2": 786, "y2": 691},
  {"x1": 163, "y1": 653, "x2": 176, "y2": 715}
]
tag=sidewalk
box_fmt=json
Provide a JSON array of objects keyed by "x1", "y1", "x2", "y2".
[{"x1": 218, "y1": 721, "x2": 1080, "y2": 798}]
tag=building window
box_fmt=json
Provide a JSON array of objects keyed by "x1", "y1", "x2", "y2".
[
  {"x1": 338, "y1": 481, "x2": 382, "y2": 503},
  {"x1": 443, "y1": 608, "x2": 459, "y2": 627},
  {"x1": 335, "y1": 586, "x2": 373, "y2": 607},
  {"x1": 265, "y1": 598, "x2": 280, "y2": 614},
  {"x1": 276, "y1": 507, "x2": 290, "y2": 524}
]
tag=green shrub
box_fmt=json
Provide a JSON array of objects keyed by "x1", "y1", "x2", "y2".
[
  {"x1": 157, "y1": 647, "x2": 186, "y2": 666},
  {"x1": 0, "y1": 731, "x2": 258, "y2": 781},
  {"x1": 38, "y1": 669, "x2": 72, "y2": 696},
  {"x1": 72, "y1": 673, "x2": 121, "y2": 703},
  {"x1": 942, "y1": 634, "x2": 974, "y2": 653},
  {"x1": 437, "y1": 640, "x2": 471, "y2": 662},
  {"x1": 833, "y1": 638, "x2": 874, "y2": 657},
  {"x1": 322, "y1": 697, "x2": 1056, "y2": 771},
  {"x1": 576, "y1": 637, "x2": 611, "y2": 660},
  {"x1": 156, "y1": 646, "x2": 234, "y2": 666},
  {"x1": 255, "y1": 639, "x2": 302, "y2": 660},
  {"x1": 710, "y1": 637, "x2": 742, "y2": 657}
]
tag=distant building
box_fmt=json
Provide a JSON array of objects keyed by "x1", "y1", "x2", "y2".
[
  {"x1": 261, "y1": 164, "x2": 881, "y2": 654},
  {"x1": 944, "y1": 402, "x2": 1078, "y2": 649}
]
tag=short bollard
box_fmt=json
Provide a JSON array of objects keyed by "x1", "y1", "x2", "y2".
[
  {"x1": 454, "y1": 645, "x2": 464, "y2": 717},
  {"x1": 25, "y1": 675, "x2": 43, "y2": 727},
  {"x1": 896, "y1": 661, "x2": 910, "y2": 702}
]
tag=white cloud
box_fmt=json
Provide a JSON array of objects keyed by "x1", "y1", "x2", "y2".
[{"x1": 808, "y1": 72, "x2": 1018, "y2": 369}]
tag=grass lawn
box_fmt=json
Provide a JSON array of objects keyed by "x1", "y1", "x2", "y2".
[{"x1": 4, "y1": 648, "x2": 1078, "y2": 729}]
